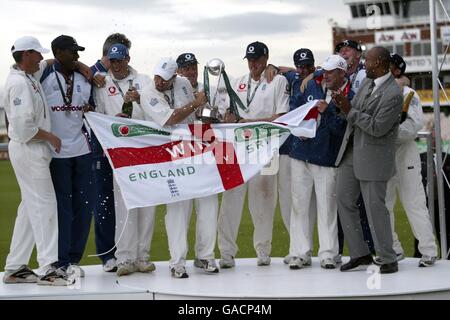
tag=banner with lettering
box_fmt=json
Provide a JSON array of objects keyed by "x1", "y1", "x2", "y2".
[{"x1": 85, "y1": 100, "x2": 318, "y2": 209}]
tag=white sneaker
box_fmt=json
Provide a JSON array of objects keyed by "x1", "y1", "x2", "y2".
[
  {"x1": 170, "y1": 265, "x2": 189, "y2": 278},
  {"x1": 283, "y1": 255, "x2": 294, "y2": 265},
  {"x1": 256, "y1": 249, "x2": 271, "y2": 266},
  {"x1": 320, "y1": 258, "x2": 337, "y2": 269},
  {"x1": 37, "y1": 267, "x2": 75, "y2": 286},
  {"x1": 257, "y1": 255, "x2": 271, "y2": 266},
  {"x1": 136, "y1": 260, "x2": 156, "y2": 273},
  {"x1": 116, "y1": 261, "x2": 137, "y2": 276},
  {"x1": 219, "y1": 255, "x2": 235, "y2": 269},
  {"x1": 289, "y1": 256, "x2": 311, "y2": 270},
  {"x1": 194, "y1": 258, "x2": 219, "y2": 273},
  {"x1": 419, "y1": 255, "x2": 437, "y2": 267},
  {"x1": 67, "y1": 264, "x2": 85, "y2": 278},
  {"x1": 103, "y1": 258, "x2": 117, "y2": 273},
  {"x1": 3, "y1": 265, "x2": 38, "y2": 284}
]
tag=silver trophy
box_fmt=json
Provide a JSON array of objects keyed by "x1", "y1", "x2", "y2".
[{"x1": 198, "y1": 58, "x2": 225, "y2": 123}]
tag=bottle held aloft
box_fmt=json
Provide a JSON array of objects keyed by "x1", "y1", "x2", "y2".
[{"x1": 121, "y1": 79, "x2": 133, "y2": 118}]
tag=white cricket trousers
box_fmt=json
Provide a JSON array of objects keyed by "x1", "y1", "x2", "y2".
[
  {"x1": 289, "y1": 159, "x2": 338, "y2": 260},
  {"x1": 278, "y1": 155, "x2": 317, "y2": 241},
  {"x1": 5, "y1": 141, "x2": 58, "y2": 272},
  {"x1": 113, "y1": 178, "x2": 155, "y2": 265},
  {"x1": 193, "y1": 195, "x2": 218, "y2": 260},
  {"x1": 278, "y1": 154, "x2": 291, "y2": 231},
  {"x1": 166, "y1": 194, "x2": 218, "y2": 268},
  {"x1": 218, "y1": 173, "x2": 277, "y2": 258},
  {"x1": 385, "y1": 143, "x2": 437, "y2": 257}
]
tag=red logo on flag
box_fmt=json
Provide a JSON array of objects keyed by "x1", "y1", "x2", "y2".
[{"x1": 119, "y1": 125, "x2": 129, "y2": 136}]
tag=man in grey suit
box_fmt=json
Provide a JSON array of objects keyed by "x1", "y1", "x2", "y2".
[{"x1": 320, "y1": 46, "x2": 403, "y2": 274}]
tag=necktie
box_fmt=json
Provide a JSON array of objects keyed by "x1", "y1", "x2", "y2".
[{"x1": 365, "y1": 80, "x2": 375, "y2": 99}]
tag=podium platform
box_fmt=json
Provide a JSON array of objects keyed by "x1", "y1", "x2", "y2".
[{"x1": 1, "y1": 258, "x2": 450, "y2": 300}]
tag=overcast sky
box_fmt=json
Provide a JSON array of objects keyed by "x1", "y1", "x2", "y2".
[{"x1": 0, "y1": 0, "x2": 350, "y2": 85}]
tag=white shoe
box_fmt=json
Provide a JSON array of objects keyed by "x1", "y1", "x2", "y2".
[
  {"x1": 116, "y1": 261, "x2": 137, "y2": 276},
  {"x1": 283, "y1": 255, "x2": 294, "y2": 265},
  {"x1": 257, "y1": 255, "x2": 271, "y2": 266},
  {"x1": 3, "y1": 265, "x2": 38, "y2": 284},
  {"x1": 219, "y1": 255, "x2": 235, "y2": 269},
  {"x1": 136, "y1": 260, "x2": 156, "y2": 273},
  {"x1": 103, "y1": 258, "x2": 117, "y2": 273},
  {"x1": 419, "y1": 255, "x2": 437, "y2": 267},
  {"x1": 67, "y1": 264, "x2": 85, "y2": 278},
  {"x1": 170, "y1": 265, "x2": 189, "y2": 278},
  {"x1": 289, "y1": 256, "x2": 311, "y2": 270},
  {"x1": 194, "y1": 258, "x2": 219, "y2": 273},
  {"x1": 256, "y1": 249, "x2": 271, "y2": 266},
  {"x1": 320, "y1": 258, "x2": 337, "y2": 269},
  {"x1": 37, "y1": 267, "x2": 75, "y2": 286}
]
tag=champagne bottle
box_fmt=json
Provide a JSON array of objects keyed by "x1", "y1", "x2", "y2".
[{"x1": 121, "y1": 79, "x2": 133, "y2": 117}]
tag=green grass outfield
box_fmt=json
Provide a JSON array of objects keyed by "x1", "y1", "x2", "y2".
[{"x1": 0, "y1": 160, "x2": 417, "y2": 271}]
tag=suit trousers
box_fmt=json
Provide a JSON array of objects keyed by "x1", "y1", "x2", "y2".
[{"x1": 336, "y1": 146, "x2": 397, "y2": 264}]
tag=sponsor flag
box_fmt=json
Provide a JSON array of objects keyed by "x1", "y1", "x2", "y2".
[{"x1": 85, "y1": 100, "x2": 318, "y2": 209}]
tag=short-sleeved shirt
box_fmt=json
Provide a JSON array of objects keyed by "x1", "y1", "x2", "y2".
[
  {"x1": 140, "y1": 76, "x2": 195, "y2": 126},
  {"x1": 231, "y1": 73, "x2": 289, "y2": 119},
  {"x1": 41, "y1": 62, "x2": 92, "y2": 158},
  {"x1": 3, "y1": 61, "x2": 50, "y2": 144}
]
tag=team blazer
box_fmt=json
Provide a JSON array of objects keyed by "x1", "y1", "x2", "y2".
[{"x1": 335, "y1": 74, "x2": 403, "y2": 181}]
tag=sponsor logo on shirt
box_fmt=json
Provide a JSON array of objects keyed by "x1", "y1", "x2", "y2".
[
  {"x1": 13, "y1": 98, "x2": 22, "y2": 106},
  {"x1": 182, "y1": 86, "x2": 188, "y2": 96},
  {"x1": 51, "y1": 105, "x2": 84, "y2": 112},
  {"x1": 76, "y1": 84, "x2": 81, "y2": 93},
  {"x1": 238, "y1": 83, "x2": 246, "y2": 92},
  {"x1": 307, "y1": 95, "x2": 314, "y2": 102},
  {"x1": 262, "y1": 84, "x2": 267, "y2": 91},
  {"x1": 108, "y1": 86, "x2": 118, "y2": 96},
  {"x1": 150, "y1": 98, "x2": 158, "y2": 106}
]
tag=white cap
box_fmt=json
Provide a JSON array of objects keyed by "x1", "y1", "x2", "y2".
[
  {"x1": 11, "y1": 36, "x2": 49, "y2": 54},
  {"x1": 153, "y1": 57, "x2": 177, "y2": 81},
  {"x1": 322, "y1": 55, "x2": 347, "y2": 72}
]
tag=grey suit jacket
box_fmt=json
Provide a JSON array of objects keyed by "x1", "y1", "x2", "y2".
[{"x1": 335, "y1": 74, "x2": 403, "y2": 181}]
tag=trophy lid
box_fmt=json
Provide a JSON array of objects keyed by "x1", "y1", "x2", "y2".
[{"x1": 206, "y1": 58, "x2": 225, "y2": 76}]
